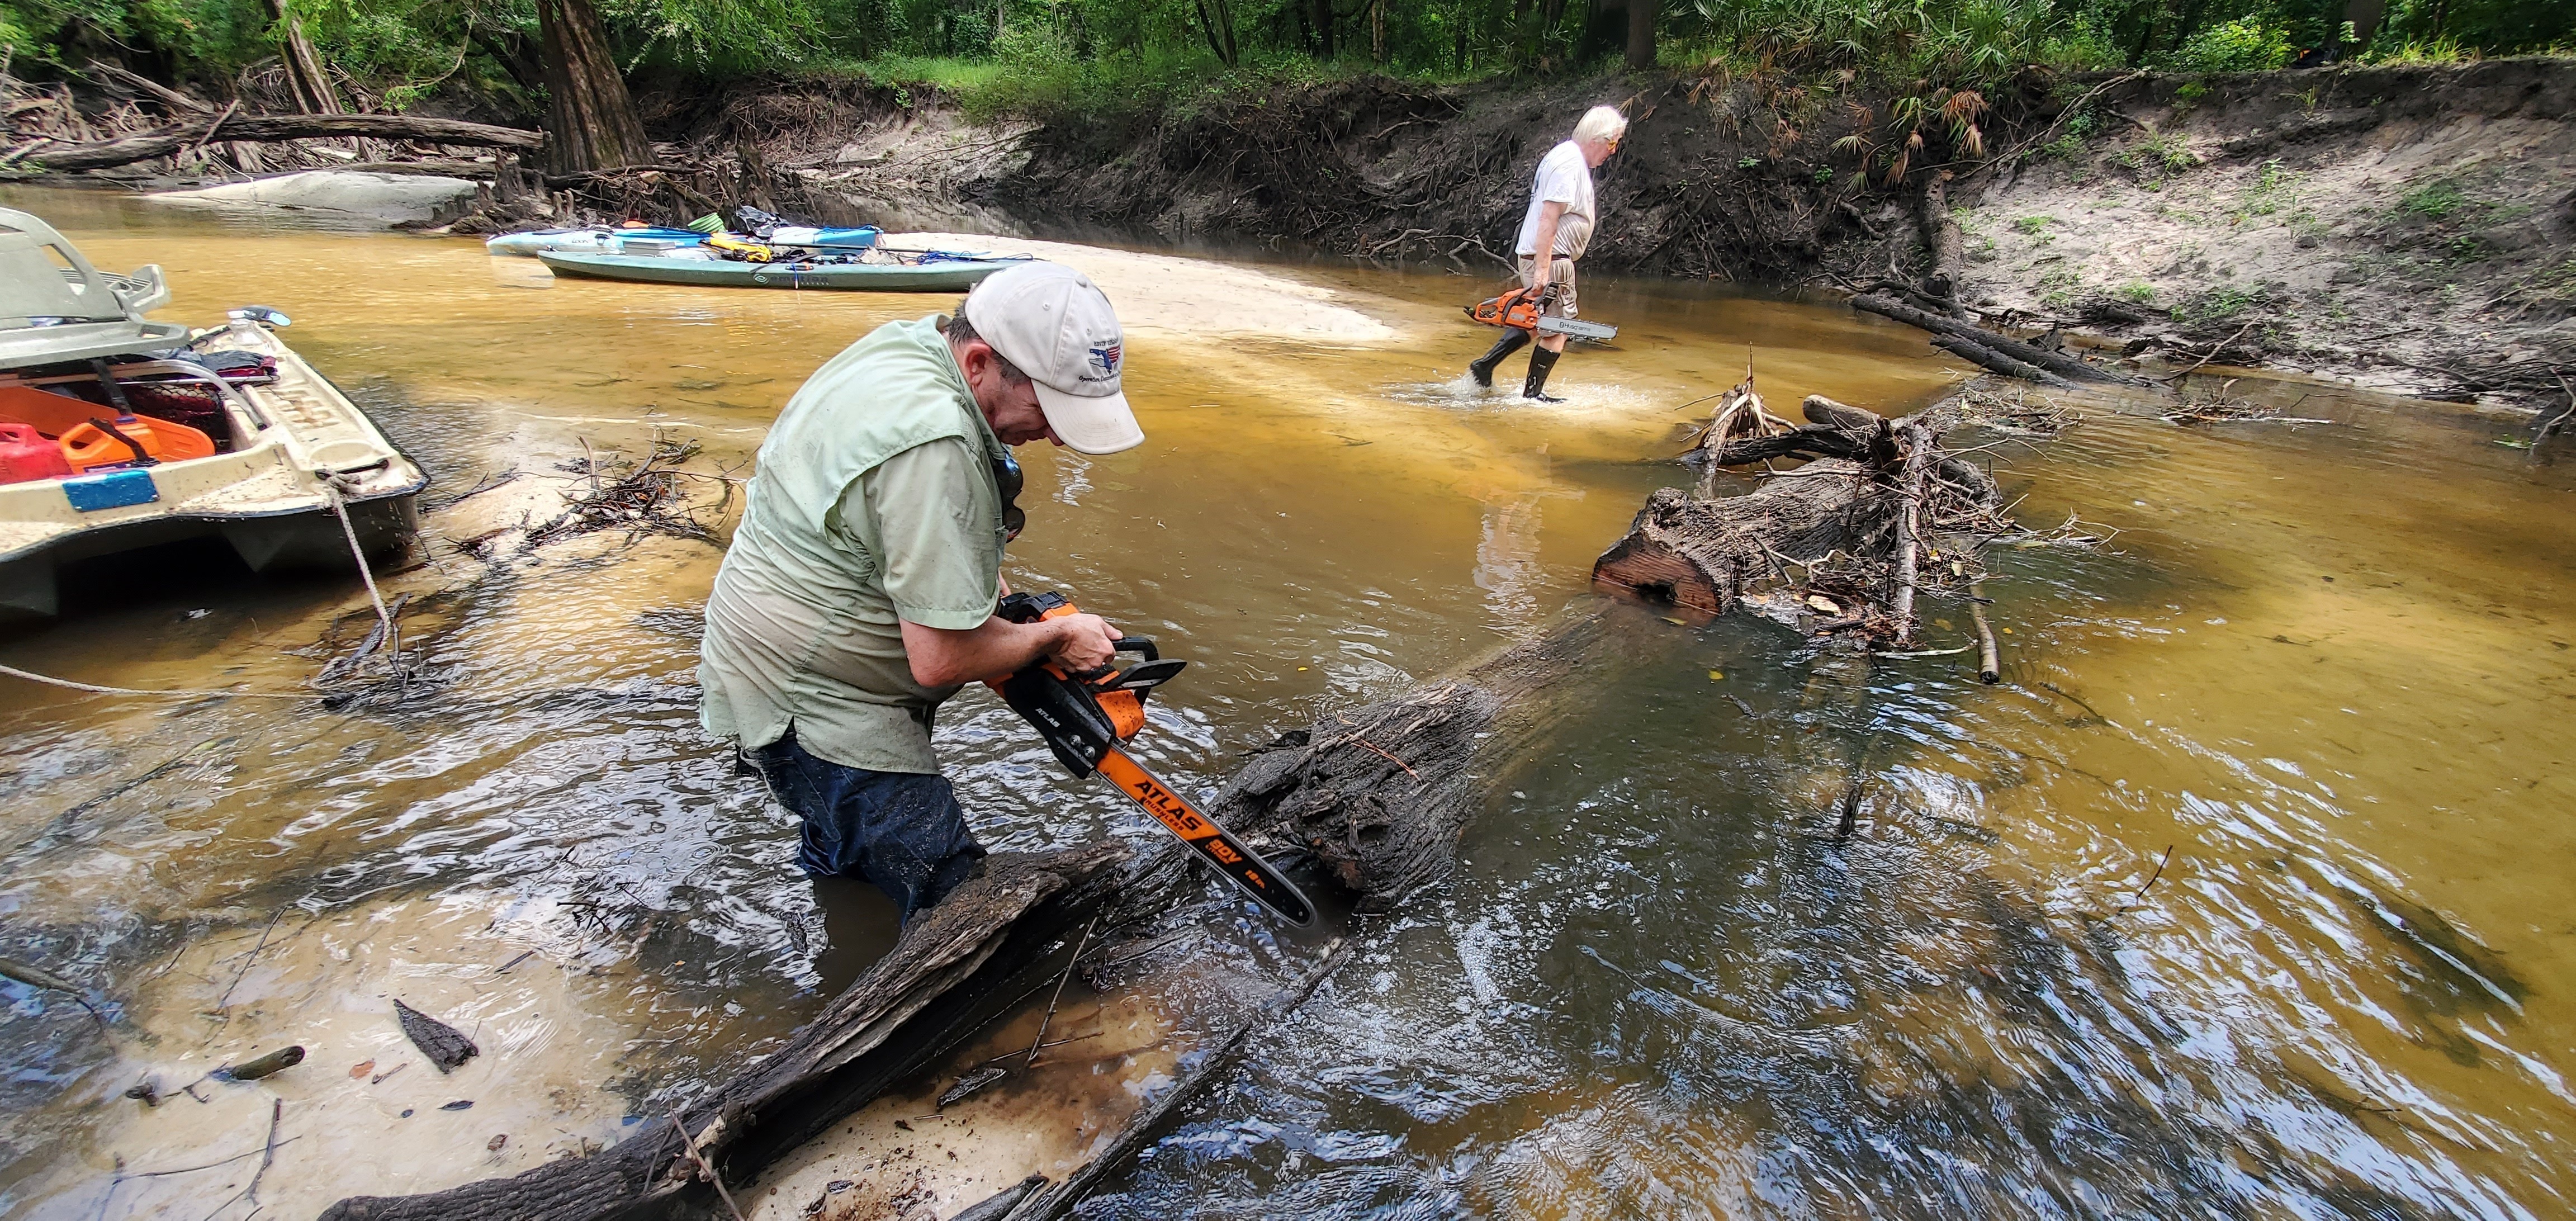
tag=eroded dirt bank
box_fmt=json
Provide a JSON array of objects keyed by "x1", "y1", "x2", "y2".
[{"x1": 634, "y1": 59, "x2": 2572, "y2": 409}]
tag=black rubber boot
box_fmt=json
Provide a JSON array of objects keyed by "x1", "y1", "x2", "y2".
[
  {"x1": 1522, "y1": 346, "x2": 1565, "y2": 403},
  {"x1": 1467, "y1": 329, "x2": 1531, "y2": 386}
]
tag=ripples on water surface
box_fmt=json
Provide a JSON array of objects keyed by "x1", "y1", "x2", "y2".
[{"x1": 1, "y1": 187, "x2": 2571, "y2": 1219}]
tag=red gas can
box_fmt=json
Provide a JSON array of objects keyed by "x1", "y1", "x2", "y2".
[{"x1": 0, "y1": 422, "x2": 75, "y2": 484}]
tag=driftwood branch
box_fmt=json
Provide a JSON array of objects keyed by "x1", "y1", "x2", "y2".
[
  {"x1": 23, "y1": 113, "x2": 542, "y2": 173},
  {"x1": 1888, "y1": 418, "x2": 1936, "y2": 643},
  {"x1": 1969, "y1": 579, "x2": 2001, "y2": 683},
  {"x1": 1852, "y1": 293, "x2": 2129, "y2": 386},
  {"x1": 996, "y1": 939, "x2": 1356, "y2": 1220},
  {"x1": 83, "y1": 60, "x2": 215, "y2": 115},
  {"x1": 1933, "y1": 333, "x2": 2076, "y2": 387}
]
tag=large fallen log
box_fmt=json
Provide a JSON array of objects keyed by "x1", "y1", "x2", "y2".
[
  {"x1": 22, "y1": 114, "x2": 544, "y2": 174},
  {"x1": 1933, "y1": 332, "x2": 2076, "y2": 387},
  {"x1": 1852, "y1": 292, "x2": 2132, "y2": 386},
  {"x1": 323, "y1": 391, "x2": 2023, "y2": 1219}
]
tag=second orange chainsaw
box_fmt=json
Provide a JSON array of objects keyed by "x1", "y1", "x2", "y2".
[
  {"x1": 989, "y1": 591, "x2": 1315, "y2": 926},
  {"x1": 1465, "y1": 284, "x2": 1618, "y2": 342}
]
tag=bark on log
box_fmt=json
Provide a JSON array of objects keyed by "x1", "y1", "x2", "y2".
[
  {"x1": 1915, "y1": 171, "x2": 1968, "y2": 316},
  {"x1": 321, "y1": 845, "x2": 1133, "y2": 1221},
  {"x1": 1888, "y1": 419, "x2": 1935, "y2": 643},
  {"x1": 1589, "y1": 467, "x2": 1896, "y2": 619},
  {"x1": 26, "y1": 114, "x2": 543, "y2": 173},
  {"x1": 1932, "y1": 333, "x2": 2076, "y2": 388},
  {"x1": 262, "y1": 0, "x2": 344, "y2": 116},
  {"x1": 1852, "y1": 293, "x2": 2124, "y2": 385}
]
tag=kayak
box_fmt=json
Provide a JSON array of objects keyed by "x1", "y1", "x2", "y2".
[
  {"x1": 488, "y1": 225, "x2": 885, "y2": 258},
  {"x1": 485, "y1": 226, "x2": 707, "y2": 257},
  {"x1": 536, "y1": 250, "x2": 1020, "y2": 292}
]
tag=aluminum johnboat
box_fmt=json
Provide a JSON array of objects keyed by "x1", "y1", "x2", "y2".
[{"x1": 0, "y1": 206, "x2": 427, "y2": 618}]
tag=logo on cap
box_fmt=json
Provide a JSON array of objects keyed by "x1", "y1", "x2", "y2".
[{"x1": 1088, "y1": 344, "x2": 1122, "y2": 378}]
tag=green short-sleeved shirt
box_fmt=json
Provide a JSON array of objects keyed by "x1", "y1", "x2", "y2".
[{"x1": 697, "y1": 315, "x2": 1011, "y2": 774}]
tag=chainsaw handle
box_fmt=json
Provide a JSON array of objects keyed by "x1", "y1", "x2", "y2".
[{"x1": 1115, "y1": 637, "x2": 1158, "y2": 662}]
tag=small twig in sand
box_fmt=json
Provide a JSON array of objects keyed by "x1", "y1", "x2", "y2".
[
  {"x1": 192, "y1": 1099, "x2": 282, "y2": 1221},
  {"x1": 1025, "y1": 916, "x2": 1097, "y2": 1069},
  {"x1": 210, "y1": 908, "x2": 288, "y2": 1020},
  {"x1": 2131, "y1": 845, "x2": 2176, "y2": 904},
  {"x1": 2161, "y1": 320, "x2": 2260, "y2": 385}
]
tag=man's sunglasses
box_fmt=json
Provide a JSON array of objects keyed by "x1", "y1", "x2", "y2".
[{"x1": 993, "y1": 451, "x2": 1026, "y2": 541}]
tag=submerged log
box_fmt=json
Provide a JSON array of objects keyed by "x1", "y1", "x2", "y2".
[
  {"x1": 321, "y1": 845, "x2": 1131, "y2": 1221},
  {"x1": 1852, "y1": 293, "x2": 2129, "y2": 386},
  {"x1": 23, "y1": 114, "x2": 543, "y2": 174}
]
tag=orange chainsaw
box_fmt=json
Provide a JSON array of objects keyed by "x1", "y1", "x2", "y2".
[
  {"x1": 1466, "y1": 284, "x2": 1618, "y2": 342},
  {"x1": 989, "y1": 592, "x2": 1315, "y2": 925}
]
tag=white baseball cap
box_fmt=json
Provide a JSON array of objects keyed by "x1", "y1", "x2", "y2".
[{"x1": 962, "y1": 262, "x2": 1143, "y2": 455}]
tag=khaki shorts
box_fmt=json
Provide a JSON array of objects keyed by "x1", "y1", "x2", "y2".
[{"x1": 1516, "y1": 255, "x2": 1578, "y2": 319}]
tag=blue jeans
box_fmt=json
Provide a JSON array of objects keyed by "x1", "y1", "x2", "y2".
[{"x1": 748, "y1": 731, "x2": 987, "y2": 922}]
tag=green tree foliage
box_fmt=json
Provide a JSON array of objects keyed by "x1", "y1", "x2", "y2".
[{"x1": 4, "y1": 0, "x2": 2566, "y2": 113}]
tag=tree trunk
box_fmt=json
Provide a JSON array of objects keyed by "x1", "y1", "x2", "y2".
[
  {"x1": 1915, "y1": 169, "x2": 1967, "y2": 313},
  {"x1": 536, "y1": 0, "x2": 650, "y2": 174},
  {"x1": 1625, "y1": 0, "x2": 1655, "y2": 70},
  {"x1": 1314, "y1": 0, "x2": 1335, "y2": 58},
  {"x1": 262, "y1": 0, "x2": 344, "y2": 116},
  {"x1": 26, "y1": 113, "x2": 543, "y2": 173}
]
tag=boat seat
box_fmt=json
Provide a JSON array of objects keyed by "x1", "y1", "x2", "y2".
[{"x1": 0, "y1": 385, "x2": 100, "y2": 437}]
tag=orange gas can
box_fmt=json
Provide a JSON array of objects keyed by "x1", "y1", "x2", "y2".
[{"x1": 0, "y1": 422, "x2": 74, "y2": 484}]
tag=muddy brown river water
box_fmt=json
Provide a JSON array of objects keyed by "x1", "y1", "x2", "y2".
[{"x1": 3, "y1": 185, "x2": 2574, "y2": 1220}]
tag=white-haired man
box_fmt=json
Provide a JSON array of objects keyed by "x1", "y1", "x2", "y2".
[
  {"x1": 698, "y1": 262, "x2": 1135, "y2": 924},
  {"x1": 1469, "y1": 104, "x2": 1628, "y2": 402}
]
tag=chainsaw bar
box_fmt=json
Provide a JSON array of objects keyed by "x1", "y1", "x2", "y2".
[
  {"x1": 1095, "y1": 749, "x2": 1316, "y2": 926},
  {"x1": 1537, "y1": 316, "x2": 1618, "y2": 341}
]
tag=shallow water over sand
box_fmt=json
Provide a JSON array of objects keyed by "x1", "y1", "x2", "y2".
[{"x1": 2, "y1": 186, "x2": 2573, "y2": 1219}]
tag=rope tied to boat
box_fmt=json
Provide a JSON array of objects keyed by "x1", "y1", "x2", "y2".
[
  {"x1": 322, "y1": 474, "x2": 402, "y2": 678},
  {"x1": 0, "y1": 661, "x2": 314, "y2": 701},
  {"x1": 0, "y1": 475, "x2": 406, "y2": 704}
]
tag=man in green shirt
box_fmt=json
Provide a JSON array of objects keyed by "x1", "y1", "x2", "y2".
[{"x1": 699, "y1": 262, "x2": 1138, "y2": 922}]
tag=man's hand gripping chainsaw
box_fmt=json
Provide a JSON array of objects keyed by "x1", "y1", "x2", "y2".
[
  {"x1": 991, "y1": 591, "x2": 1315, "y2": 925},
  {"x1": 1464, "y1": 283, "x2": 1617, "y2": 342}
]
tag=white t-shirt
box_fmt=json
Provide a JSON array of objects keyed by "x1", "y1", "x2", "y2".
[{"x1": 1514, "y1": 140, "x2": 1596, "y2": 261}]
